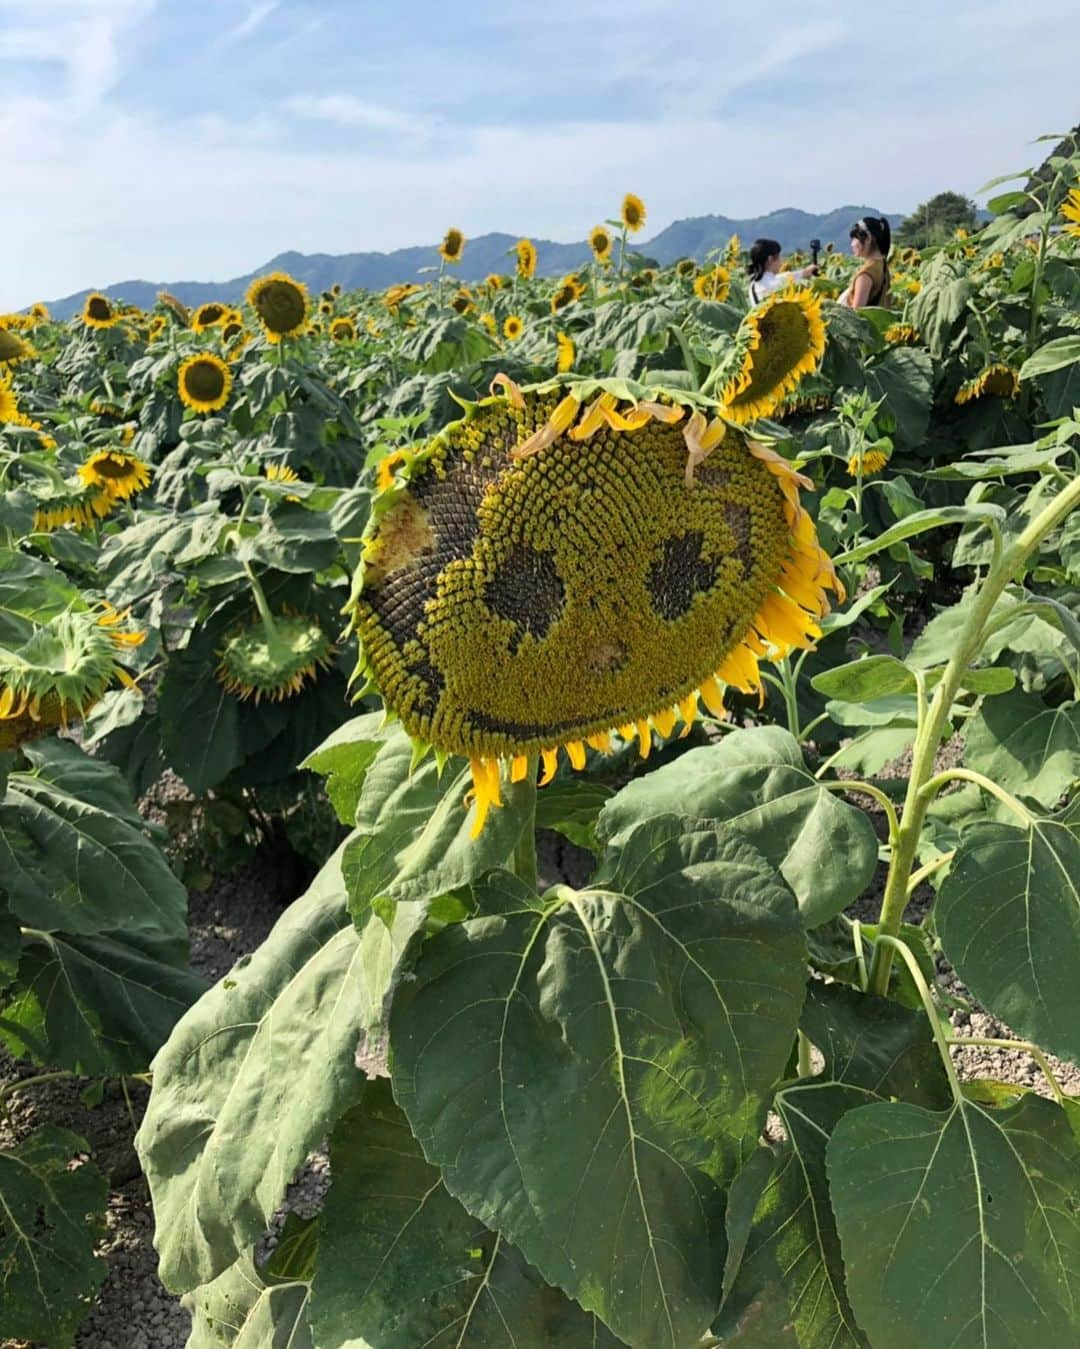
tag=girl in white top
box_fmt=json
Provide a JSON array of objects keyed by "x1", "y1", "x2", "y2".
[{"x1": 747, "y1": 238, "x2": 818, "y2": 305}]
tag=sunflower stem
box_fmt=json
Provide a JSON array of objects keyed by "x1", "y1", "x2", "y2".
[
  {"x1": 242, "y1": 561, "x2": 281, "y2": 651},
  {"x1": 866, "y1": 472, "x2": 1080, "y2": 996},
  {"x1": 512, "y1": 756, "x2": 540, "y2": 892},
  {"x1": 797, "y1": 1030, "x2": 814, "y2": 1078}
]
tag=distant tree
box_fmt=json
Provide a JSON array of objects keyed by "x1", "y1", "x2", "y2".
[{"x1": 895, "y1": 191, "x2": 978, "y2": 247}]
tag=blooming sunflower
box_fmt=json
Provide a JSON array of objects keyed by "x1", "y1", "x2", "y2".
[
  {"x1": 383, "y1": 282, "x2": 422, "y2": 313},
  {"x1": 148, "y1": 316, "x2": 168, "y2": 341},
  {"x1": 719, "y1": 289, "x2": 827, "y2": 425},
  {"x1": 246, "y1": 271, "x2": 308, "y2": 342},
  {"x1": 676, "y1": 258, "x2": 697, "y2": 278},
  {"x1": 216, "y1": 612, "x2": 335, "y2": 704},
  {"x1": 954, "y1": 363, "x2": 1021, "y2": 405},
  {"x1": 439, "y1": 228, "x2": 466, "y2": 264},
  {"x1": 331, "y1": 283, "x2": 342, "y2": 297},
  {"x1": 178, "y1": 352, "x2": 233, "y2": 414},
  {"x1": 331, "y1": 317, "x2": 357, "y2": 342},
  {"x1": 81, "y1": 293, "x2": 118, "y2": 329},
  {"x1": 479, "y1": 313, "x2": 497, "y2": 336},
  {"x1": 451, "y1": 288, "x2": 475, "y2": 316},
  {"x1": 724, "y1": 234, "x2": 742, "y2": 268},
  {"x1": 503, "y1": 315, "x2": 524, "y2": 341},
  {"x1": 485, "y1": 274, "x2": 505, "y2": 292},
  {"x1": 589, "y1": 226, "x2": 612, "y2": 263},
  {"x1": 621, "y1": 193, "x2": 647, "y2": 233},
  {"x1": 319, "y1": 300, "x2": 333, "y2": 316},
  {"x1": 348, "y1": 373, "x2": 841, "y2": 835},
  {"x1": 516, "y1": 239, "x2": 538, "y2": 280},
  {"x1": 550, "y1": 276, "x2": 584, "y2": 313},
  {"x1": 694, "y1": 266, "x2": 731, "y2": 302},
  {"x1": 0, "y1": 607, "x2": 144, "y2": 751},
  {"x1": 78, "y1": 450, "x2": 151, "y2": 501},
  {"x1": 884, "y1": 323, "x2": 920, "y2": 345},
  {"x1": 191, "y1": 302, "x2": 228, "y2": 332},
  {"x1": 556, "y1": 331, "x2": 575, "y2": 373},
  {"x1": 1061, "y1": 187, "x2": 1080, "y2": 238},
  {"x1": 29, "y1": 303, "x2": 50, "y2": 322},
  {"x1": 0, "y1": 380, "x2": 19, "y2": 423},
  {"x1": 846, "y1": 448, "x2": 890, "y2": 477}
]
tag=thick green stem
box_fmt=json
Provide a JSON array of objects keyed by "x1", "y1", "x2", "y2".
[
  {"x1": 242, "y1": 560, "x2": 281, "y2": 650},
  {"x1": 867, "y1": 475, "x2": 1080, "y2": 995},
  {"x1": 511, "y1": 755, "x2": 539, "y2": 891},
  {"x1": 797, "y1": 1030, "x2": 814, "y2": 1078}
]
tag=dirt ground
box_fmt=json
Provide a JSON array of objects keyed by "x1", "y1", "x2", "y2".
[{"x1": 1, "y1": 762, "x2": 1076, "y2": 1349}]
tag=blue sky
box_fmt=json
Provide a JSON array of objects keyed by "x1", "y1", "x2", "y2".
[{"x1": 2, "y1": 0, "x2": 1076, "y2": 309}]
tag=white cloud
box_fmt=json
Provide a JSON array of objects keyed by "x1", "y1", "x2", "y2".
[
  {"x1": 220, "y1": 1, "x2": 278, "y2": 47},
  {"x1": 282, "y1": 94, "x2": 433, "y2": 138}
]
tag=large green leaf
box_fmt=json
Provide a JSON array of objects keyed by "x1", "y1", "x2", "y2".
[
  {"x1": 158, "y1": 657, "x2": 243, "y2": 795},
  {"x1": 391, "y1": 819, "x2": 807, "y2": 1348},
  {"x1": 0, "y1": 776, "x2": 186, "y2": 943},
  {"x1": 309, "y1": 1083, "x2": 624, "y2": 1348},
  {"x1": 800, "y1": 981, "x2": 952, "y2": 1107},
  {"x1": 0, "y1": 928, "x2": 206, "y2": 1073},
  {"x1": 717, "y1": 1084, "x2": 873, "y2": 1348},
  {"x1": 342, "y1": 720, "x2": 537, "y2": 919},
  {"x1": 833, "y1": 504, "x2": 1005, "y2": 566},
  {"x1": 1019, "y1": 335, "x2": 1080, "y2": 379},
  {"x1": 534, "y1": 775, "x2": 615, "y2": 853},
  {"x1": 861, "y1": 347, "x2": 932, "y2": 448},
  {"x1": 596, "y1": 728, "x2": 877, "y2": 926},
  {"x1": 0, "y1": 1125, "x2": 108, "y2": 1348},
  {"x1": 184, "y1": 1249, "x2": 313, "y2": 1348},
  {"x1": 938, "y1": 810, "x2": 1080, "y2": 1064},
  {"x1": 963, "y1": 691, "x2": 1079, "y2": 809},
  {"x1": 828, "y1": 1094, "x2": 1080, "y2": 1349},
  {"x1": 135, "y1": 841, "x2": 374, "y2": 1293},
  {"x1": 301, "y1": 710, "x2": 388, "y2": 824},
  {"x1": 908, "y1": 255, "x2": 974, "y2": 356},
  {"x1": 18, "y1": 735, "x2": 147, "y2": 827}
]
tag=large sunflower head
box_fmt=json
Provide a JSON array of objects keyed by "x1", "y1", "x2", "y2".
[
  {"x1": 589, "y1": 226, "x2": 612, "y2": 263},
  {"x1": 191, "y1": 301, "x2": 228, "y2": 332},
  {"x1": 246, "y1": 271, "x2": 308, "y2": 342},
  {"x1": 330, "y1": 316, "x2": 357, "y2": 342},
  {"x1": 515, "y1": 238, "x2": 538, "y2": 280},
  {"x1": 32, "y1": 480, "x2": 117, "y2": 533},
  {"x1": 954, "y1": 362, "x2": 1021, "y2": 405},
  {"x1": 178, "y1": 352, "x2": 233, "y2": 414},
  {"x1": 503, "y1": 314, "x2": 524, "y2": 341},
  {"x1": 81, "y1": 293, "x2": 117, "y2": 329},
  {"x1": 621, "y1": 193, "x2": 647, "y2": 233},
  {"x1": 0, "y1": 608, "x2": 143, "y2": 750},
  {"x1": 348, "y1": 375, "x2": 841, "y2": 834},
  {"x1": 439, "y1": 227, "x2": 466, "y2": 264},
  {"x1": 216, "y1": 612, "x2": 334, "y2": 704},
  {"x1": 719, "y1": 288, "x2": 827, "y2": 425},
  {"x1": 78, "y1": 450, "x2": 151, "y2": 501}
]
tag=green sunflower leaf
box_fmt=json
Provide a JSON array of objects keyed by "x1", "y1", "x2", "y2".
[
  {"x1": 390, "y1": 818, "x2": 807, "y2": 1349},
  {"x1": 596, "y1": 727, "x2": 878, "y2": 926},
  {"x1": 827, "y1": 1094, "x2": 1080, "y2": 1349},
  {"x1": 184, "y1": 1248, "x2": 313, "y2": 1349},
  {"x1": 0, "y1": 1125, "x2": 108, "y2": 1348},
  {"x1": 962, "y1": 691, "x2": 1079, "y2": 810},
  {"x1": 309, "y1": 1082, "x2": 625, "y2": 1348}
]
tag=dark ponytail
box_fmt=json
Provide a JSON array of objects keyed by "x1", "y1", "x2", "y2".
[
  {"x1": 851, "y1": 216, "x2": 891, "y2": 258},
  {"x1": 748, "y1": 237, "x2": 781, "y2": 282}
]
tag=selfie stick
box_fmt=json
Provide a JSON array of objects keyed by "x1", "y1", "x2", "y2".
[{"x1": 810, "y1": 237, "x2": 821, "y2": 266}]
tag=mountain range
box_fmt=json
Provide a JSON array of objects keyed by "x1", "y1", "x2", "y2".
[{"x1": 44, "y1": 205, "x2": 905, "y2": 319}]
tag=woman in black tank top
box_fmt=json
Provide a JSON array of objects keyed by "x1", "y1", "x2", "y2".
[{"x1": 841, "y1": 216, "x2": 892, "y2": 309}]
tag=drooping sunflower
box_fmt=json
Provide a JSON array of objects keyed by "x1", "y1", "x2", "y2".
[
  {"x1": 884, "y1": 323, "x2": 920, "y2": 345},
  {"x1": 264, "y1": 463, "x2": 300, "y2": 484},
  {"x1": 148, "y1": 316, "x2": 168, "y2": 342},
  {"x1": 550, "y1": 276, "x2": 584, "y2": 313},
  {"x1": 1060, "y1": 187, "x2": 1080, "y2": 238},
  {"x1": 32, "y1": 483, "x2": 116, "y2": 534},
  {"x1": 216, "y1": 612, "x2": 335, "y2": 704},
  {"x1": 0, "y1": 607, "x2": 144, "y2": 751},
  {"x1": 331, "y1": 283, "x2": 342, "y2": 297},
  {"x1": 0, "y1": 327, "x2": 33, "y2": 362},
  {"x1": 954, "y1": 363, "x2": 1021, "y2": 405},
  {"x1": 331, "y1": 316, "x2": 357, "y2": 342},
  {"x1": 718, "y1": 289, "x2": 827, "y2": 425},
  {"x1": 676, "y1": 258, "x2": 696, "y2": 278},
  {"x1": 246, "y1": 271, "x2": 308, "y2": 342},
  {"x1": 178, "y1": 352, "x2": 233, "y2": 414},
  {"x1": 81, "y1": 292, "x2": 118, "y2": 329},
  {"x1": 846, "y1": 448, "x2": 890, "y2": 477},
  {"x1": 157, "y1": 291, "x2": 191, "y2": 326},
  {"x1": 589, "y1": 226, "x2": 612, "y2": 264},
  {"x1": 191, "y1": 302, "x2": 228, "y2": 332},
  {"x1": 78, "y1": 450, "x2": 151, "y2": 501},
  {"x1": 439, "y1": 227, "x2": 466, "y2": 264},
  {"x1": 503, "y1": 315, "x2": 524, "y2": 341},
  {"x1": 29, "y1": 303, "x2": 50, "y2": 322},
  {"x1": 479, "y1": 313, "x2": 497, "y2": 336},
  {"x1": 383, "y1": 282, "x2": 422, "y2": 314},
  {"x1": 348, "y1": 373, "x2": 842, "y2": 835},
  {"x1": 556, "y1": 331, "x2": 575, "y2": 373},
  {"x1": 621, "y1": 193, "x2": 647, "y2": 233},
  {"x1": 485, "y1": 274, "x2": 505, "y2": 292},
  {"x1": 724, "y1": 234, "x2": 742, "y2": 268},
  {"x1": 693, "y1": 265, "x2": 731, "y2": 302},
  {"x1": 451, "y1": 288, "x2": 475, "y2": 316},
  {"x1": 516, "y1": 238, "x2": 538, "y2": 280}
]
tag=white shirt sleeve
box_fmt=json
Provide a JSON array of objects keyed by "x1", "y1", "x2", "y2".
[{"x1": 750, "y1": 269, "x2": 801, "y2": 303}]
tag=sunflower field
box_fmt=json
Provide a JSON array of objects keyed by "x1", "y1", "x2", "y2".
[{"x1": 1, "y1": 150, "x2": 1080, "y2": 1348}]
